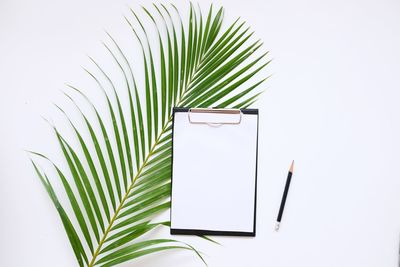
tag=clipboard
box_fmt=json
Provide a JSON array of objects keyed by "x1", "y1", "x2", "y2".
[{"x1": 170, "y1": 107, "x2": 259, "y2": 236}]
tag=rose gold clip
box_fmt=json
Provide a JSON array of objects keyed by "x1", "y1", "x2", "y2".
[{"x1": 188, "y1": 108, "x2": 242, "y2": 126}]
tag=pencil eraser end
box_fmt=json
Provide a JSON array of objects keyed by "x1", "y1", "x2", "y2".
[{"x1": 275, "y1": 222, "x2": 280, "y2": 232}]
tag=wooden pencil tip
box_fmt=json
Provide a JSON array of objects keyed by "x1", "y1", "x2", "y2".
[{"x1": 289, "y1": 160, "x2": 294, "y2": 173}]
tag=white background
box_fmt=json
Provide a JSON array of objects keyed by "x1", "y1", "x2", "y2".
[{"x1": 1, "y1": 0, "x2": 400, "y2": 266}]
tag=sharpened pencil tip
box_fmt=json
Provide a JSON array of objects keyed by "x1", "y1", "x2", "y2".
[{"x1": 289, "y1": 160, "x2": 294, "y2": 173}]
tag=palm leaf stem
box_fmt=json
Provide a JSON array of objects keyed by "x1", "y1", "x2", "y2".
[{"x1": 88, "y1": 119, "x2": 172, "y2": 266}]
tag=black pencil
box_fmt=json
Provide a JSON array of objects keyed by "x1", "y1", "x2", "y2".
[{"x1": 275, "y1": 160, "x2": 294, "y2": 231}]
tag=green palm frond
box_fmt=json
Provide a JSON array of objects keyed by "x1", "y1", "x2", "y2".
[{"x1": 31, "y1": 3, "x2": 270, "y2": 267}]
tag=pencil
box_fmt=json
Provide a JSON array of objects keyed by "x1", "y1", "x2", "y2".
[{"x1": 275, "y1": 160, "x2": 294, "y2": 231}]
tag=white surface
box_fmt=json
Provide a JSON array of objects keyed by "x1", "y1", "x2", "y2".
[
  {"x1": 171, "y1": 112, "x2": 258, "y2": 233},
  {"x1": 1, "y1": 0, "x2": 400, "y2": 267}
]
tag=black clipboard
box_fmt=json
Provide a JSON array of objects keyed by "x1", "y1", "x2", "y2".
[{"x1": 170, "y1": 107, "x2": 259, "y2": 236}]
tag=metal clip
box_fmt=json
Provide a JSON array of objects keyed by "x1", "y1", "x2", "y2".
[{"x1": 188, "y1": 108, "x2": 242, "y2": 126}]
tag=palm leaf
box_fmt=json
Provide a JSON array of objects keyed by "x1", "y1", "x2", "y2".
[{"x1": 30, "y1": 3, "x2": 270, "y2": 266}]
